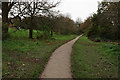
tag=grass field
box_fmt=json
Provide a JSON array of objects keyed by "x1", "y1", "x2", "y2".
[
  {"x1": 2, "y1": 28, "x2": 78, "y2": 78},
  {"x1": 72, "y1": 36, "x2": 119, "y2": 78}
]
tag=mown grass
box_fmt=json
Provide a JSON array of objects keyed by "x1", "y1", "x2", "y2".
[
  {"x1": 2, "y1": 28, "x2": 78, "y2": 78},
  {"x1": 72, "y1": 36, "x2": 119, "y2": 78}
]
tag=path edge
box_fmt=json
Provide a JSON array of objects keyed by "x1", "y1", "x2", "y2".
[
  {"x1": 70, "y1": 34, "x2": 83, "y2": 78},
  {"x1": 38, "y1": 35, "x2": 81, "y2": 78}
]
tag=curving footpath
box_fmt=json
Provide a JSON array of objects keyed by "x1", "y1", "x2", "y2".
[{"x1": 40, "y1": 34, "x2": 83, "y2": 78}]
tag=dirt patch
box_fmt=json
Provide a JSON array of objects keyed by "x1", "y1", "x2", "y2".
[{"x1": 7, "y1": 52, "x2": 41, "y2": 64}]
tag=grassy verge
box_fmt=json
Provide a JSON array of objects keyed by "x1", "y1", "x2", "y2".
[
  {"x1": 72, "y1": 36, "x2": 119, "y2": 78},
  {"x1": 2, "y1": 28, "x2": 78, "y2": 78}
]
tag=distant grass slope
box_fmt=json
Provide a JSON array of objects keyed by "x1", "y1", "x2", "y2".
[
  {"x1": 72, "y1": 36, "x2": 119, "y2": 78},
  {"x1": 2, "y1": 28, "x2": 78, "y2": 78}
]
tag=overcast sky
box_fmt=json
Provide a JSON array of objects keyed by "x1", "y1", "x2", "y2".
[
  {"x1": 1, "y1": 0, "x2": 104, "y2": 21},
  {"x1": 55, "y1": 0, "x2": 103, "y2": 22}
]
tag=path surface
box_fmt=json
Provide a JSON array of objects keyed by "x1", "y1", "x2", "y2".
[{"x1": 40, "y1": 35, "x2": 83, "y2": 78}]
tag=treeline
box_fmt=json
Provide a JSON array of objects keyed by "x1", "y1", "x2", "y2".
[
  {"x1": 80, "y1": 2, "x2": 120, "y2": 41},
  {"x1": 10, "y1": 15, "x2": 79, "y2": 39},
  {"x1": 24, "y1": 15, "x2": 79, "y2": 35},
  {"x1": 2, "y1": 1, "x2": 79, "y2": 40}
]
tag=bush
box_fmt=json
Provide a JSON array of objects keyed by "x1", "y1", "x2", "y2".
[
  {"x1": 94, "y1": 37, "x2": 101, "y2": 42},
  {"x1": 36, "y1": 31, "x2": 52, "y2": 40}
]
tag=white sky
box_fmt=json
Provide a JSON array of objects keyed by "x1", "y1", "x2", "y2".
[
  {"x1": 56, "y1": 0, "x2": 103, "y2": 22},
  {"x1": 0, "y1": 0, "x2": 104, "y2": 21}
]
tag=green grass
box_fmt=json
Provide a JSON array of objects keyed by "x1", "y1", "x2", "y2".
[
  {"x1": 8, "y1": 28, "x2": 40, "y2": 39},
  {"x1": 2, "y1": 28, "x2": 78, "y2": 78},
  {"x1": 72, "y1": 36, "x2": 119, "y2": 78}
]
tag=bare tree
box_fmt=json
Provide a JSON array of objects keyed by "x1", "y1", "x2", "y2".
[{"x1": 9, "y1": 0, "x2": 60, "y2": 39}]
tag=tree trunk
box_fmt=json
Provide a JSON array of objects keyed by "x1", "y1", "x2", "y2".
[
  {"x1": 2, "y1": 2, "x2": 9, "y2": 33},
  {"x1": 29, "y1": 15, "x2": 34, "y2": 39},
  {"x1": 2, "y1": 2, "x2": 14, "y2": 33},
  {"x1": 51, "y1": 30, "x2": 53, "y2": 37},
  {"x1": 29, "y1": 29, "x2": 33, "y2": 39}
]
